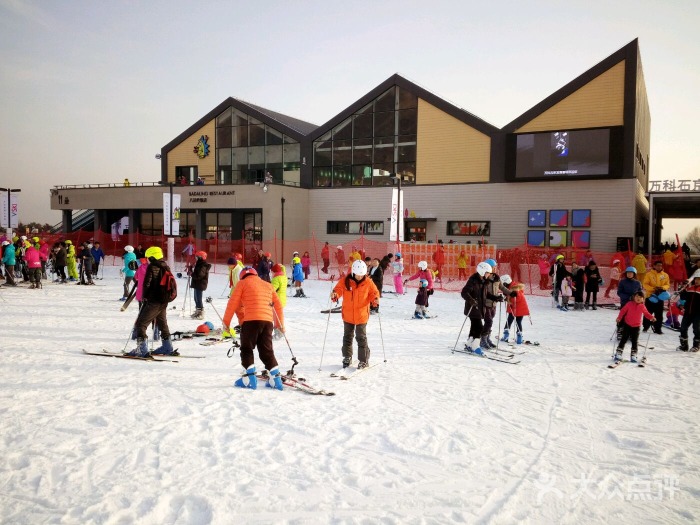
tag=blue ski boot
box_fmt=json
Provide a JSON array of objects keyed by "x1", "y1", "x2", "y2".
[
  {"x1": 465, "y1": 338, "x2": 484, "y2": 356},
  {"x1": 413, "y1": 311, "x2": 424, "y2": 319},
  {"x1": 501, "y1": 329, "x2": 510, "y2": 342},
  {"x1": 126, "y1": 338, "x2": 149, "y2": 357},
  {"x1": 151, "y1": 338, "x2": 176, "y2": 355},
  {"x1": 516, "y1": 332, "x2": 523, "y2": 345},
  {"x1": 235, "y1": 365, "x2": 257, "y2": 389},
  {"x1": 266, "y1": 367, "x2": 284, "y2": 390}
]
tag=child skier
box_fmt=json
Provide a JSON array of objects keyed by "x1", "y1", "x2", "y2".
[
  {"x1": 292, "y1": 256, "x2": 306, "y2": 297},
  {"x1": 665, "y1": 300, "x2": 683, "y2": 330},
  {"x1": 604, "y1": 259, "x2": 622, "y2": 298},
  {"x1": 331, "y1": 260, "x2": 380, "y2": 368},
  {"x1": 414, "y1": 279, "x2": 431, "y2": 318},
  {"x1": 460, "y1": 261, "x2": 492, "y2": 354},
  {"x1": 615, "y1": 290, "x2": 656, "y2": 363},
  {"x1": 391, "y1": 253, "x2": 404, "y2": 294},
  {"x1": 559, "y1": 276, "x2": 573, "y2": 311},
  {"x1": 500, "y1": 274, "x2": 529, "y2": 344}
]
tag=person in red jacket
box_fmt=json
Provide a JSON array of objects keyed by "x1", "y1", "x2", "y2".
[
  {"x1": 500, "y1": 274, "x2": 530, "y2": 344},
  {"x1": 331, "y1": 260, "x2": 379, "y2": 369},
  {"x1": 321, "y1": 242, "x2": 330, "y2": 274},
  {"x1": 223, "y1": 267, "x2": 286, "y2": 390},
  {"x1": 615, "y1": 291, "x2": 656, "y2": 363}
]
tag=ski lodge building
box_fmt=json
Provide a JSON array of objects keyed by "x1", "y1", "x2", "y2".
[{"x1": 51, "y1": 39, "x2": 652, "y2": 257}]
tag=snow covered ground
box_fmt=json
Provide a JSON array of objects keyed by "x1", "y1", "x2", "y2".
[{"x1": 1, "y1": 266, "x2": 698, "y2": 524}]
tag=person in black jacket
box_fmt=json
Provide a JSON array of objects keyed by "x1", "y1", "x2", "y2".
[
  {"x1": 191, "y1": 250, "x2": 211, "y2": 320},
  {"x1": 53, "y1": 242, "x2": 67, "y2": 283},
  {"x1": 570, "y1": 262, "x2": 586, "y2": 310},
  {"x1": 128, "y1": 246, "x2": 174, "y2": 357},
  {"x1": 369, "y1": 258, "x2": 383, "y2": 313},
  {"x1": 460, "y1": 261, "x2": 492, "y2": 355},
  {"x1": 584, "y1": 260, "x2": 602, "y2": 310},
  {"x1": 78, "y1": 242, "x2": 95, "y2": 285},
  {"x1": 257, "y1": 252, "x2": 272, "y2": 282},
  {"x1": 549, "y1": 255, "x2": 571, "y2": 307}
]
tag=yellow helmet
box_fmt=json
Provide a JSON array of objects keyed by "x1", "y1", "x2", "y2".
[
  {"x1": 145, "y1": 246, "x2": 164, "y2": 260},
  {"x1": 292, "y1": 257, "x2": 301, "y2": 264}
]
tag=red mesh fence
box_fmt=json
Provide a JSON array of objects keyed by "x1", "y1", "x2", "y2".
[{"x1": 43, "y1": 229, "x2": 690, "y2": 303}]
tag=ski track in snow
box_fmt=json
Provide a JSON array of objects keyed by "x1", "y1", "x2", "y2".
[{"x1": 0, "y1": 267, "x2": 699, "y2": 524}]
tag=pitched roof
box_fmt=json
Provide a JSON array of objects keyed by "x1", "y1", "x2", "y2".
[{"x1": 239, "y1": 100, "x2": 318, "y2": 136}]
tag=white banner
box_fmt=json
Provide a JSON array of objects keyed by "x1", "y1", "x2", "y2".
[
  {"x1": 0, "y1": 191, "x2": 19, "y2": 228},
  {"x1": 163, "y1": 192, "x2": 181, "y2": 236},
  {"x1": 389, "y1": 188, "x2": 404, "y2": 241}
]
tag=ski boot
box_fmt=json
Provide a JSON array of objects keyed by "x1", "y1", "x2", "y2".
[
  {"x1": 678, "y1": 337, "x2": 689, "y2": 352},
  {"x1": 191, "y1": 308, "x2": 204, "y2": 320},
  {"x1": 342, "y1": 356, "x2": 352, "y2": 368},
  {"x1": 591, "y1": 303, "x2": 598, "y2": 311},
  {"x1": 266, "y1": 367, "x2": 284, "y2": 390},
  {"x1": 465, "y1": 337, "x2": 484, "y2": 356},
  {"x1": 584, "y1": 302, "x2": 590, "y2": 310},
  {"x1": 613, "y1": 349, "x2": 623, "y2": 363},
  {"x1": 299, "y1": 289, "x2": 307, "y2": 298},
  {"x1": 501, "y1": 329, "x2": 510, "y2": 342},
  {"x1": 294, "y1": 289, "x2": 301, "y2": 297},
  {"x1": 126, "y1": 338, "x2": 149, "y2": 358},
  {"x1": 151, "y1": 338, "x2": 177, "y2": 356},
  {"x1": 413, "y1": 311, "x2": 424, "y2": 319},
  {"x1": 630, "y1": 350, "x2": 638, "y2": 363},
  {"x1": 357, "y1": 361, "x2": 369, "y2": 369},
  {"x1": 692, "y1": 341, "x2": 700, "y2": 353},
  {"x1": 480, "y1": 336, "x2": 492, "y2": 350},
  {"x1": 516, "y1": 332, "x2": 523, "y2": 345},
  {"x1": 234, "y1": 365, "x2": 257, "y2": 389}
]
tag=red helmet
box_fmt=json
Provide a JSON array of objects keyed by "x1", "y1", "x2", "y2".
[
  {"x1": 234, "y1": 252, "x2": 243, "y2": 261},
  {"x1": 271, "y1": 263, "x2": 283, "y2": 273},
  {"x1": 264, "y1": 252, "x2": 272, "y2": 258},
  {"x1": 195, "y1": 250, "x2": 207, "y2": 260},
  {"x1": 239, "y1": 267, "x2": 258, "y2": 280},
  {"x1": 195, "y1": 323, "x2": 210, "y2": 334}
]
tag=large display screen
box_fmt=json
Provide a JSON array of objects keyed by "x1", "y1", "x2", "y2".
[{"x1": 510, "y1": 128, "x2": 619, "y2": 179}]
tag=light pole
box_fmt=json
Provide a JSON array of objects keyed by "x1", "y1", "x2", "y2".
[
  {"x1": 0, "y1": 187, "x2": 21, "y2": 240},
  {"x1": 390, "y1": 173, "x2": 402, "y2": 250}
]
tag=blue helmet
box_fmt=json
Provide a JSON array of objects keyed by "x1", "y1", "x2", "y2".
[
  {"x1": 205, "y1": 321, "x2": 214, "y2": 330},
  {"x1": 485, "y1": 258, "x2": 497, "y2": 268},
  {"x1": 625, "y1": 266, "x2": 636, "y2": 274},
  {"x1": 395, "y1": 252, "x2": 401, "y2": 258},
  {"x1": 419, "y1": 279, "x2": 429, "y2": 287}
]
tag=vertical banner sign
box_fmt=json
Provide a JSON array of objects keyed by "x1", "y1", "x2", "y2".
[
  {"x1": 398, "y1": 189, "x2": 404, "y2": 242},
  {"x1": 0, "y1": 192, "x2": 19, "y2": 228},
  {"x1": 389, "y1": 188, "x2": 399, "y2": 241},
  {"x1": 163, "y1": 193, "x2": 181, "y2": 236}
]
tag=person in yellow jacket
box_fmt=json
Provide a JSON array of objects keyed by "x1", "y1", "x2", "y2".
[
  {"x1": 223, "y1": 267, "x2": 285, "y2": 391},
  {"x1": 271, "y1": 263, "x2": 288, "y2": 308},
  {"x1": 631, "y1": 251, "x2": 648, "y2": 285},
  {"x1": 227, "y1": 253, "x2": 244, "y2": 297},
  {"x1": 65, "y1": 240, "x2": 79, "y2": 281},
  {"x1": 331, "y1": 260, "x2": 379, "y2": 369},
  {"x1": 457, "y1": 251, "x2": 468, "y2": 280},
  {"x1": 642, "y1": 260, "x2": 670, "y2": 334}
]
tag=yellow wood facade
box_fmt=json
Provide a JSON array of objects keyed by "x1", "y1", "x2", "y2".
[
  {"x1": 516, "y1": 60, "x2": 625, "y2": 133},
  {"x1": 166, "y1": 120, "x2": 216, "y2": 183},
  {"x1": 416, "y1": 99, "x2": 491, "y2": 184}
]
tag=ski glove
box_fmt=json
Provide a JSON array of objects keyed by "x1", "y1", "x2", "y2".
[{"x1": 509, "y1": 291, "x2": 518, "y2": 297}]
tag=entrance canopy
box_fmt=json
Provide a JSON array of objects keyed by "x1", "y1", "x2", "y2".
[{"x1": 647, "y1": 191, "x2": 700, "y2": 255}]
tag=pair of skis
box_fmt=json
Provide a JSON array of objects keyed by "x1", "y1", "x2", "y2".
[
  {"x1": 82, "y1": 349, "x2": 205, "y2": 362},
  {"x1": 256, "y1": 371, "x2": 336, "y2": 396},
  {"x1": 329, "y1": 362, "x2": 380, "y2": 380}
]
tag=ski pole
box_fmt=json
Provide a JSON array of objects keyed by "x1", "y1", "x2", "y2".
[
  {"x1": 318, "y1": 284, "x2": 337, "y2": 371},
  {"x1": 206, "y1": 296, "x2": 239, "y2": 357},
  {"x1": 376, "y1": 308, "x2": 387, "y2": 363},
  {"x1": 452, "y1": 305, "x2": 473, "y2": 353},
  {"x1": 496, "y1": 301, "x2": 502, "y2": 350},
  {"x1": 180, "y1": 275, "x2": 191, "y2": 317},
  {"x1": 639, "y1": 328, "x2": 654, "y2": 363},
  {"x1": 272, "y1": 306, "x2": 298, "y2": 376}
]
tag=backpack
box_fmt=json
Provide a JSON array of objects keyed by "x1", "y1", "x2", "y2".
[{"x1": 159, "y1": 269, "x2": 178, "y2": 303}]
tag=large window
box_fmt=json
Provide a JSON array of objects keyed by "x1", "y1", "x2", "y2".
[
  {"x1": 327, "y1": 221, "x2": 385, "y2": 235},
  {"x1": 447, "y1": 221, "x2": 491, "y2": 236},
  {"x1": 216, "y1": 108, "x2": 300, "y2": 185},
  {"x1": 313, "y1": 86, "x2": 418, "y2": 187}
]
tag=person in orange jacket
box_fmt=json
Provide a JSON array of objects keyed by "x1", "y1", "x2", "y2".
[
  {"x1": 223, "y1": 267, "x2": 285, "y2": 391},
  {"x1": 331, "y1": 260, "x2": 379, "y2": 369}
]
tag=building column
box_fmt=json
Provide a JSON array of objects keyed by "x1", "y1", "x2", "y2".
[
  {"x1": 62, "y1": 210, "x2": 73, "y2": 234},
  {"x1": 128, "y1": 209, "x2": 137, "y2": 247}
]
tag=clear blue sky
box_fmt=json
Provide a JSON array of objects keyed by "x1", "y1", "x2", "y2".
[{"x1": 0, "y1": 0, "x2": 698, "y2": 238}]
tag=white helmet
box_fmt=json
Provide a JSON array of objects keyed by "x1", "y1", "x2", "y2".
[
  {"x1": 337, "y1": 245, "x2": 343, "y2": 250},
  {"x1": 1, "y1": 241, "x2": 9, "y2": 246},
  {"x1": 20, "y1": 236, "x2": 27, "y2": 240},
  {"x1": 501, "y1": 274, "x2": 512, "y2": 285},
  {"x1": 124, "y1": 245, "x2": 134, "y2": 253},
  {"x1": 417, "y1": 260, "x2": 428, "y2": 270},
  {"x1": 351, "y1": 260, "x2": 368, "y2": 277},
  {"x1": 476, "y1": 262, "x2": 492, "y2": 276}
]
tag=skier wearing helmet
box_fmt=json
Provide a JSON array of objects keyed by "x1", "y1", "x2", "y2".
[
  {"x1": 331, "y1": 259, "x2": 380, "y2": 369},
  {"x1": 257, "y1": 252, "x2": 272, "y2": 282},
  {"x1": 65, "y1": 239, "x2": 79, "y2": 281},
  {"x1": 617, "y1": 267, "x2": 643, "y2": 308},
  {"x1": 223, "y1": 267, "x2": 286, "y2": 391},
  {"x1": 405, "y1": 260, "x2": 434, "y2": 291},
  {"x1": 127, "y1": 246, "x2": 176, "y2": 357},
  {"x1": 121, "y1": 245, "x2": 137, "y2": 300},
  {"x1": 460, "y1": 261, "x2": 493, "y2": 355},
  {"x1": 190, "y1": 251, "x2": 211, "y2": 319}
]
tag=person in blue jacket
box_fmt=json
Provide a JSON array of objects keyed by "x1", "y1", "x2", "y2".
[
  {"x1": 122, "y1": 245, "x2": 138, "y2": 300},
  {"x1": 617, "y1": 267, "x2": 643, "y2": 308},
  {"x1": 292, "y1": 256, "x2": 306, "y2": 297},
  {"x1": 91, "y1": 241, "x2": 105, "y2": 278},
  {"x1": 1, "y1": 240, "x2": 16, "y2": 286}
]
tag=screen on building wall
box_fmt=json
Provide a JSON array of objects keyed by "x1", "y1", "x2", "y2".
[{"x1": 509, "y1": 128, "x2": 622, "y2": 180}]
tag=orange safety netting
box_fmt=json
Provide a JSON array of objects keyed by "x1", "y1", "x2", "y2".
[{"x1": 40, "y1": 229, "x2": 690, "y2": 303}]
